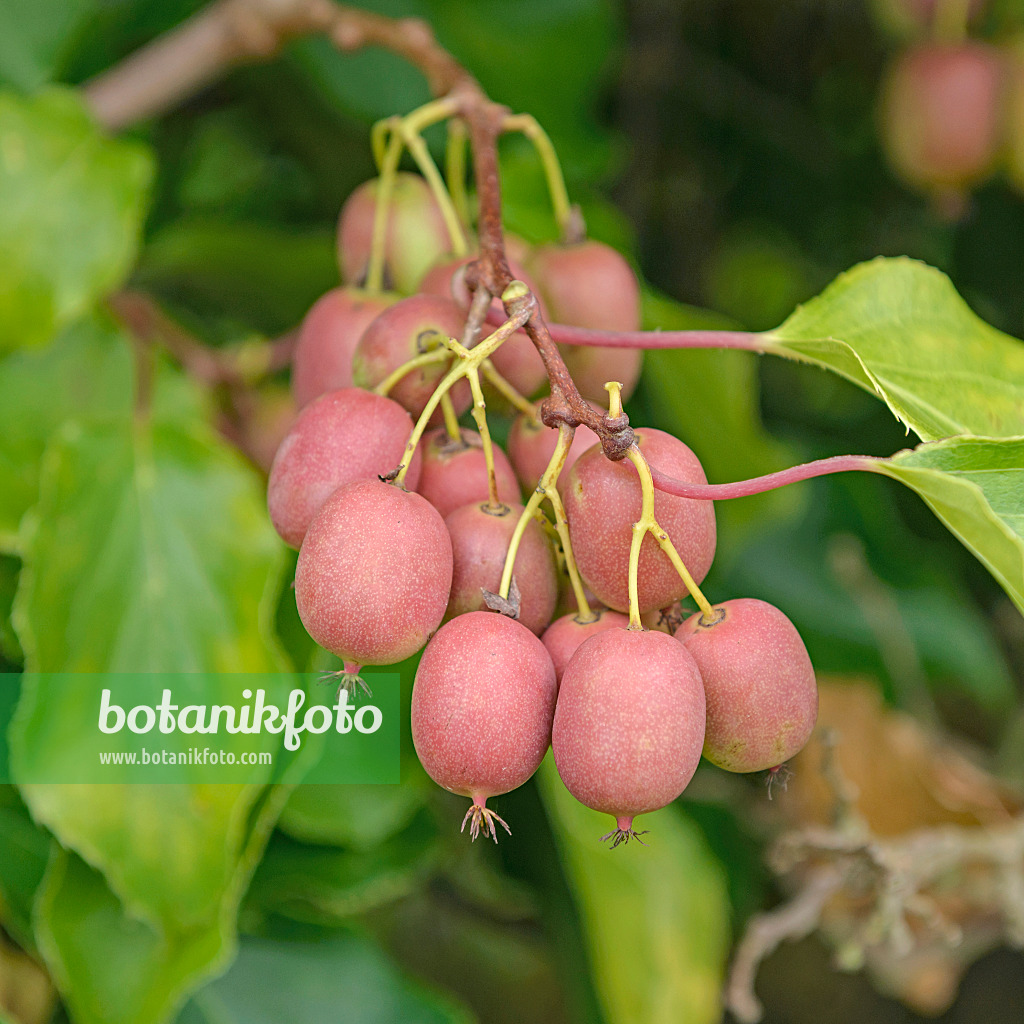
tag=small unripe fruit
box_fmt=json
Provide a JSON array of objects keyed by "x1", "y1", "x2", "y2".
[
  {"x1": 676, "y1": 598, "x2": 818, "y2": 773},
  {"x1": 541, "y1": 608, "x2": 631, "y2": 683},
  {"x1": 352, "y1": 294, "x2": 471, "y2": 421},
  {"x1": 291, "y1": 288, "x2": 396, "y2": 409},
  {"x1": 416, "y1": 428, "x2": 520, "y2": 519},
  {"x1": 412, "y1": 611, "x2": 557, "y2": 839},
  {"x1": 564, "y1": 428, "x2": 716, "y2": 614},
  {"x1": 880, "y1": 43, "x2": 1004, "y2": 197},
  {"x1": 552, "y1": 628, "x2": 705, "y2": 843},
  {"x1": 444, "y1": 502, "x2": 558, "y2": 635},
  {"x1": 338, "y1": 173, "x2": 452, "y2": 294},
  {"x1": 528, "y1": 240, "x2": 643, "y2": 402},
  {"x1": 267, "y1": 388, "x2": 421, "y2": 548},
  {"x1": 294, "y1": 479, "x2": 452, "y2": 666},
  {"x1": 507, "y1": 413, "x2": 600, "y2": 492}
]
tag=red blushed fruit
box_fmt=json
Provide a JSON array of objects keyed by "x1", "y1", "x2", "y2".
[
  {"x1": 444, "y1": 502, "x2": 558, "y2": 635},
  {"x1": 507, "y1": 413, "x2": 600, "y2": 492},
  {"x1": 541, "y1": 608, "x2": 631, "y2": 684},
  {"x1": 416, "y1": 427, "x2": 520, "y2": 519},
  {"x1": 412, "y1": 610, "x2": 557, "y2": 840},
  {"x1": 563, "y1": 428, "x2": 716, "y2": 614},
  {"x1": 337, "y1": 172, "x2": 452, "y2": 294},
  {"x1": 267, "y1": 388, "x2": 421, "y2": 549},
  {"x1": 351, "y1": 294, "x2": 471, "y2": 421},
  {"x1": 294, "y1": 479, "x2": 452, "y2": 666},
  {"x1": 291, "y1": 287, "x2": 396, "y2": 410},
  {"x1": 420, "y1": 256, "x2": 549, "y2": 398},
  {"x1": 552, "y1": 628, "x2": 705, "y2": 844},
  {"x1": 527, "y1": 239, "x2": 643, "y2": 402},
  {"x1": 676, "y1": 598, "x2": 818, "y2": 773},
  {"x1": 880, "y1": 42, "x2": 1004, "y2": 194}
]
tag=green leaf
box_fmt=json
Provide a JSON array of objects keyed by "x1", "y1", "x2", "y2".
[
  {"x1": 764, "y1": 258, "x2": 1024, "y2": 441},
  {"x1": 871, "y1": 436, "x2": 1024, "y2": 616},
  {"x1": 12, "y1": 409, "x2": 283, "y2": 673},
  {"x1": 0, "y1": 89, "x2": 153, "y2": 352},
  {"x1": 0, "y1": 557, "x2": 22, "y2": 664},
  {"x1": 246, "y1": 814, "x2": 438, "y2": 926},
  {"x1": 34, "y1": 782, "x2": 294, "y2": 1024},
  {"x1": 0, "y1": 0, "x2": 96, "y2": 91},
  {"x1": 640, "y1": 289, "x2": 801, "y2": 537},
  {"x1": 175, "y1": 933, "x2": 473, "y2": 1024},
  {"x1": 278, "y1": 781, "x2": 427, "y2": 849},
  {"x1": 536, "y1": 757, "x2": 730, "y2": 1024},
  {"x1": 0, "y1": 316, "x2": 203, "y2": 551},
  {"x1": 0, "y1": 786, "x2": 51, "y2": 952}
]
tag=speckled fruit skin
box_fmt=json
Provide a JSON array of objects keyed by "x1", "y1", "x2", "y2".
[
  {"x1": 676, "y1": 598, "x2": 818, "y2": 773},
  {"x1": 527, "y1": 240, "x2": 643, "y2": 402},
  {"x1": 541, "y1": 608, "x2": 631, "y2": 684},
  {"x1": 412, "y1": 611, "x2": 557, "y2": 800},
  {"x1": 294, "y1": 479, "x2": 452, "y2": 665},
  {"x1": 267, "y1": 388, "x2": 421, "y2": 549},
  {"x1": 507, "y1": 414, "x2": 600, "y2": 492},
  {"x1": 337, "y1": 173, "x2": 452, "y2": 294},
  {"x1": 417, "y1": 428, "x2": 520, "y2": 519},
  {"x1": 444, "y1": 502, "x2": 557, "y2": 635},
  {"x1": 552, "y1": 628, "x2": 706, "y2": 820},
  {"x1": 880, "y1": 43, "x2": 1003, "y2": 192},
  {"x1": 291, "y1": 288, "x2": 396, "y2": 409},
  {"x1": 563, "y1": 428, "x2": 716, "y2": 613},
  {"x1": 352, "y1": 294, "x2": 471, "y2": 421},
  {"x1": 420, "y1": 255, "x2": 548, "y2": 397}
]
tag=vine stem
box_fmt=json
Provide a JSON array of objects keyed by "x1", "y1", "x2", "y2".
[
  {"x1": 649, "y1": 454, "x2": 883, "y2": 501},
  {"x1": 614, "y1": 384, "x2": 715, "y2": 626},
  {"x1": 393, "y1": 295, "x2": 532, "y2": 487},
  {"x1": 501, "y1": 113, "x2": 573, "y2": 240},
  {"x1": 366, "y1": 128, "x2": 403, "y2": 294},
  {"x1": 372, "y1": 348, "x2": 448, "y2": 397},
  {"x1": 497, "y1": 423, "x2": 593, "y2": 625}
]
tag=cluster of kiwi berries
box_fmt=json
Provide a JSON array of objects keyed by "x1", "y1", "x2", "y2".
[
  {"x1": 267, "y1": 170, "x2": 817, "y2": 846},
  {"x1": 878, "y1": 0, "x2": 1024, "y2": 215}
]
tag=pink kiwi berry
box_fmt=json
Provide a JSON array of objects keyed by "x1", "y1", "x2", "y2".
[
  {"x1": 507, "y1": 411, "x2": 600, "y2": 492},
  {"x1": 563, "y1": 427, "x2": 716, "y2": 614},
  {"x1": 541, "y1": 608, "x2": 631, "y2": 684},
  {"x1": 412, "y1": 610, "x2": 557, "y2": 840},
  {"x1": 444, "y1": 502, "x2": 558, "y2": 635},
  {"x1": 294, "y1": 479, "x2": 452, "y2": 666},
  {"x1": 676, "y1": 598, "x2": 818, "y2": 773},
  {"x1": 351, "y1": 293, "x2": 471, "y2": 422},
  {"x1": 880, "y1": 42, "x2": 1004, "y2": 198},
  {"x1": 527, "y1": 239, "x2": 643, "y2": 402},
  {"x1": 416, "y1": 427, "x2": 520, "y2": 519},
  {"x1": 421, "y1": 255, "x2": 548, "y2": 397},
  {"x1": 267, "y1": 387, "x2": 421, "y2": 549},
  {"x1": 291, "y1": 287, "x2": 396, "y2": 409},
  {"x1": 337, "y1": 172, "x2": 452, "y2": 294},
  {"x1": 552, "y1": 627, "x2": 705, "y2": 845}
]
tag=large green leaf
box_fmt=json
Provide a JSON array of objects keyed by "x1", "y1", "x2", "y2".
[
  {"x1": 175, "y1": 933, "x2": 473, "y2": 1024},
  {"x1": 536, "y1": 758, "x2": 730, "y2": 1024},
  {"x1": 7, "y1": 364, "x2": 291, "y2": 1021},
  {"x1": 0, "y1": 89, "x2": 152, "y2": 352},
  {"x1": 871, "y1": 436, "x2": 1024, "y2": 616},
  {"x1": 763, "y1": 258, "x2": 1024, "y2": 441},
  {"x1": 12, "y1": 413, "x2": 282, "y2": 673},
  {"x1": 0, "y1": 316, "x2": 202, "y2": 551},
  {"x1": 34, "y1": 782, "x2": 294, "y2": 1024}
]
